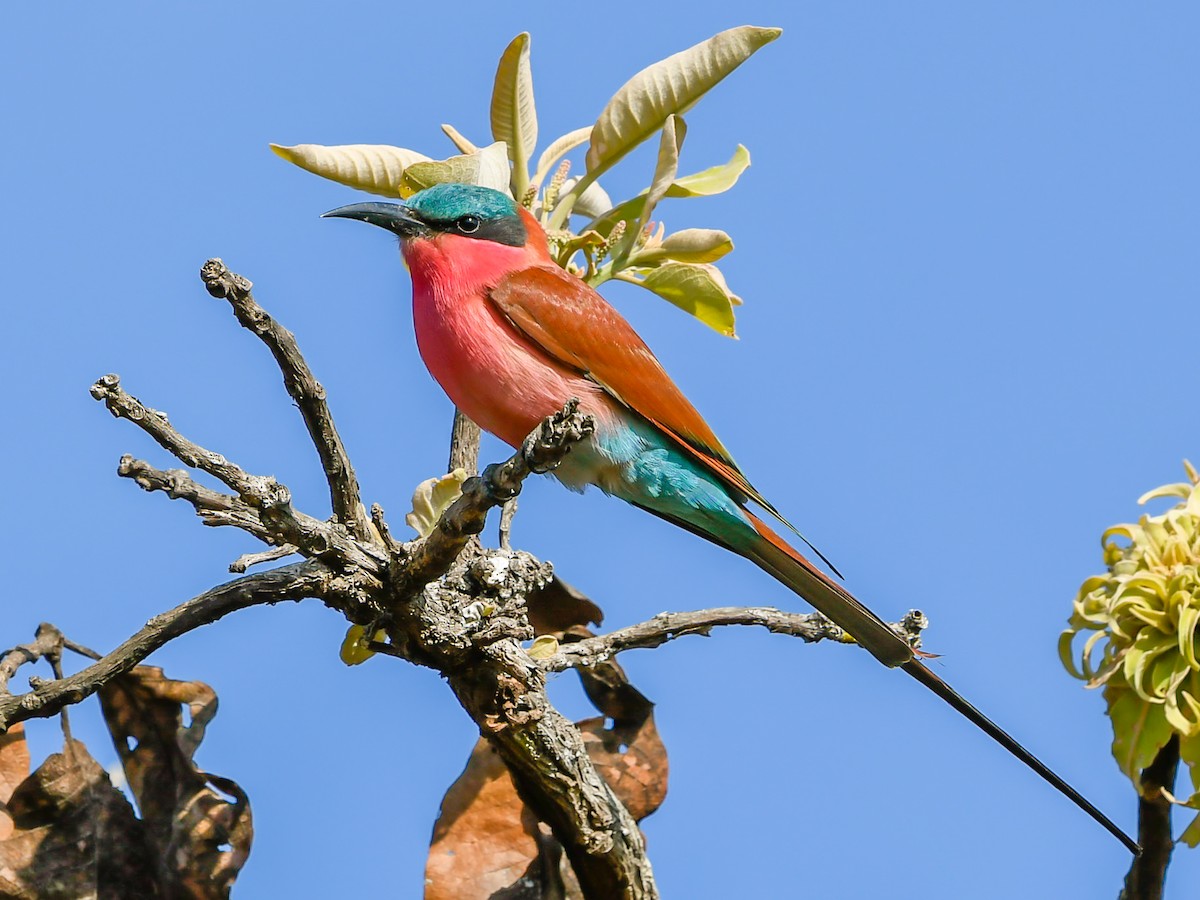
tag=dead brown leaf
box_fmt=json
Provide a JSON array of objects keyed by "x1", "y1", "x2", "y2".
[
  {"x1": 577, "y1": 715, "x2": 667, "y2": 821},
  {"x1": 425, "y1": 712, "x2": 666, "y2": 899},
  {"x1": 0, "y1": 723, "x2": 30, "y2": 841},
  {"x1": 0, "y1": 739, "x2": 159, "y2": 899},
  {"x1": 527, "y1": 576, "x2": 602, "y2": 636},
  {"x1": 99, "y1": 666, "x2": 252, "y2": 899},
  {"x1": 425, "y1": 738, "x2": 546, "y2": 900}
]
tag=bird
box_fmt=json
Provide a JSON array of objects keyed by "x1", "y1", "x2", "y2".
[{"x1": 324, "y1": 181, "x2": 1136, "y2": 854}]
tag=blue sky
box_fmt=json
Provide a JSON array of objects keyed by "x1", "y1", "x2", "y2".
[{"x1": 3, "y1": 3, "x2": 1198, "y2": 897}]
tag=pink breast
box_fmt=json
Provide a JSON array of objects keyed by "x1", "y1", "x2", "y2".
[{"x1": 404, "y1": 235, "x2": 612, "y2": 449}]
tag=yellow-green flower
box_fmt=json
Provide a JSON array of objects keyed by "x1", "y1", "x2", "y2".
[{"x1": 1061, "y1": 461, "x2": 1200, "y2": 845}]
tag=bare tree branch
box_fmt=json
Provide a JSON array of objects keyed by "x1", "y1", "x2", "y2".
[
  {"x1": 118, "y1": 455, "x2": 271, "y2": 542},
  {"x1": 201, "y1": 258, "x2": 373, "y2": 542},
  {"x1": 0, "y1": 561, "x2": 331, "y2": 732},
  {"x1": 542, "y1": 606, "x2": 927, "y2": 672},
  {"x1": 0, "y1": 623, "x2": 66, "y2": 694},
  {"x1": 230, "y1": 544, "x2": 299, "y2": 573},
  {"x1": 448, "y1": 407, "x2": 482, "y2": 475},
  {"x1": 92, "y1": 375, "x2": 386, "y2": 579}
]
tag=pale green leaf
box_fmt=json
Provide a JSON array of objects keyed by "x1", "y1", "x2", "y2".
[
  {"x1": 1177, "y1": 734, "x2": 1200, "y2": 844},
  {"x1": 1183, "y1": 731, "x2": 1200, "y2": 792},
  {"x1": 625, "y1": 262, "x2": 738, "y2": 336},
  {"x1": 441, "y1": 123, "x2": 479, "y2": 154},
  {"x1": 1182, "y1": 811, "x2": 1200, "y2": 847},
  {"x1": 1137, "y1": 482, "x2": 1193, "y2": 504},
  {"x1": 637, "y1": 115, "x2": 687, "y2": 236},
  {"x1": 671, "y1": 143, "x2": 752, "y2": 196},
  {"x1": 564, "y1": 178, "x2": 613, "y2": 219},
  {"x1": 406, "y1": 468, "x2": 469, "y2": 537},
  {"x1": 399, "y1": 143, "x2": 513, "y2": 198},
  {"x1": 587, "y1": 145, "x2": 752, "y2": 236},
  {"x1": 1105, "y1": 684, "x2": 1175, "y2": 786},
  {"x1": 527, "y1": 635, "x2": 560, "y2": 660},
  {"x1": 270, "y1": 143, "x2": 430, "y2": 198},
  {"x1": 586, "y1": 26, "x2": 780, "y2": 174},
  {"x1": 532, "y1": 126, "x2": 592, "y2": 189},
  {"x1": 339, "y1": 624, "x2": 387, "y2": 666},
  {"x1": 491, "y1": 32, "x2": 537, "y2": 196},
  {"x1": 635, "y1": 228, "x2": 733, "y2": 265}
]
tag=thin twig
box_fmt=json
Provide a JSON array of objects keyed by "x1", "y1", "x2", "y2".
[
  {"x1": 230, "y1": 544, "x2": 299, "y2": 573},
  {"x1": 118, "y1": 456, "x2": 271, "y2": 542},
  {"x1": 62, "y1": 637, "x2": 102, "y2": 661},
  {"x1": 201, "y1": 259, "x2": 372, "y2": 541},
  {"x1": 93, "y1": 375, "x2": 261, "y2": 496},
  {"x1": 543, "y1": 606, "x2": 928, "y2": 673},
  {"x1": 0, "y1": 623, "x2": 66, "y2": 695},
  {"x1": 0, "y1": 561, "x2": 332, "y2": 733},
  {"x1": 93, "y1": 375, "x2": 386, "y2": 578},
  {"x1": 499, "y1": 497, "x2": 518, "y2": 551}
]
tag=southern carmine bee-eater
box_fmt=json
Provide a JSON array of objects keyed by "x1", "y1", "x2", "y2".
[{"x1": 325, "y1": 182, "x2": 1136, "y2": 854}]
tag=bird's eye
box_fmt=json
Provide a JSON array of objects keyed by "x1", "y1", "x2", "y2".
[{"x1": 457, "y1": 215, "x2": 481, "y2": 234}]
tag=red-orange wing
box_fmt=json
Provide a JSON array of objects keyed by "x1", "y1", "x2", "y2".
[{"x1": 488, "y1": 265, "x2": 766, "y2": 509}]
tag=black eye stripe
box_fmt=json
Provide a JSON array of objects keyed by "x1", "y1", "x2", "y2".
[{"x1": 419, "y1": 211, "x2": 526, "y2": 247}]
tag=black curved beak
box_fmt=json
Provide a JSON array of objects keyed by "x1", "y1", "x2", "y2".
[{"x1": 322, "y1": 201, "x2": 429, "y2": 238}]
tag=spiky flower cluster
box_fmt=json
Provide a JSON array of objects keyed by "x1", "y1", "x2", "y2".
[{"x1": 1060, "y1": 462, "x2": 1200, "y2": 844}]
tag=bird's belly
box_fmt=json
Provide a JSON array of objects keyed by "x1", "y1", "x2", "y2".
[{"x1": 412, "y1": 285, "x2": 613, "y2": 450}]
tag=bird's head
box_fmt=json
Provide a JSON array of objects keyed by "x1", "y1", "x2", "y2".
[{"x1": 323, "y1": 183, "x2": 529, "y2": 248}]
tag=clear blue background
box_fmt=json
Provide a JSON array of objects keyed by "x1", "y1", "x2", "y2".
[{"x1": 3, "y1": 3, "x2": 1198, "y2": 897}]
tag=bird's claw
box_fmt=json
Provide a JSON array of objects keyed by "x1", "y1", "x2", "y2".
[{"x1": 522, "y1": 398, "x2": 595, "y2": 474}]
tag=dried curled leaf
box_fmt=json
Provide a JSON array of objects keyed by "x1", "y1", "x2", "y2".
[
  {"x1": 400, "y1": 143, "x2": 513, "y2": 198},
  {"x1": 0, "y1": 724, "x2": 29, "y2": 841},
  {"x1": 426, "y1": 715, "x2": 666, "y2": 898},
  {"x1": 527, "y1": 575, "x2": 603, "y2": 635},
  {"x1": 407, "y1": 468, "x2": 469, "y2": 537},
  {"x1": 586, "y1": 26, "x2": 780, "y2": 174},
  {"x1": 0, "y1": 740, "x2": 160, "y2": 899},
  {"x1": 425, "y1": 740, "x2": 546, "y2": 900},
  {"x1": 271, "y1": 143, "x2": 431, "y2": 197},
  {"x1": 491, "y1": 32, "x2": 538, "y2": 196},
  {"x1": 577, "y1": 715, "x2": 667, "y2": 820},
  {"x1": 99, "y1": 667, "x2": 253, "y2": 897}
]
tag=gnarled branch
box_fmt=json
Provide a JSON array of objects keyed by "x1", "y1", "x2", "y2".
[
  {"x1": 10, "y1": 260, "x2": 928, "y2": 900},
  {"x1": 0, "y1": 561, "x2": 332, "y2": 731},
  {"x1": 201, "y1": 258, "x2": 373, "y2": 541},
  {"x1": 544, "y1": 606, "x2": 928, "y2": 672}
]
